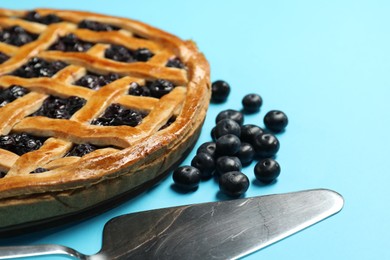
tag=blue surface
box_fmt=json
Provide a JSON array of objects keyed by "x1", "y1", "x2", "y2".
[{"x1": 1, "y1": 1, "x2": 390, "y2": 259}]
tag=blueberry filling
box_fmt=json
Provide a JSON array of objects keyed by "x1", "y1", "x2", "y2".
[
  {"x1": 66, "y1": 143, "x2": 98, "y2": 157},
  {"x1": 0, "y1": 52, "x2": 10, "y2": 64},
  {"x1": 166, "y1": 58, "x2": 186, "y2": 69},
  {"x1": 32, "y1": 96, "x2": 86, "y2": 119},
  {"x1": 12, "y1": 57, "x2": 67, "y2": 78},
  {"x1": 0, "y1": 85, "x2": 30, "y2": 107},
  {"x1": 74, "y1": 72, "x2": 120, "y2": 90},
  {"x1": 31, "y1": 167, "x2": 48, "y2": 174},
  {"x1": 159, "y1": 116, "x2": 176, "y2": 130},
  {"x1": 146, "y1": 79, "x2": 175, "y2": 98},
  {"x1": 78, "y1": 20, "x2": 120, "y2": 32},
  {"x1": 132, "y1": 34, "x2": 147, "y2": 39},
  {"x1": 128, "y1": 79, "x2": 176, "y2": 98},
  {"x1": 134, "y1": 48, "x2": 154, "y2": 62},
  {"x1": 24, "y1": 11, "x2": 62, "y2": 25},
  {"x1": 0, "y1": 171, "x2": 6, "y2": 178},
  {"x1": 0, "y1": 133, "x2": 46, "y2": 156},
  {"x1": 49, "y1": 34, "x2": 94, "y2": 52},
  {"x1": 92, "y1": 104, "x2": 146, "y2": 127},
  {"x1": 105, "y1": 45, "x2": 154, "y2": 63},
  {"x1": 128, "y1": 82, "x2": 151, "y2": 97},
  {"x1": 0, "y1": 26, "x2": 38, "y2": 47}
]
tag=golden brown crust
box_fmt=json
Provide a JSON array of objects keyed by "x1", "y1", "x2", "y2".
[{"x1": 0, "y1": 9, "x2": 210, "y2": 228}]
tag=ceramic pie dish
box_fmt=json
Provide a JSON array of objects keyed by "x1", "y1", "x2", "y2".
[{"x1": 0, "y1": 8, "x2": 210, "y2": 231}]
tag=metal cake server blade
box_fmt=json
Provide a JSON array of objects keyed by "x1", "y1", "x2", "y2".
[{"x1": 0, "y1": 189, "x2": 344, "y2": 260}]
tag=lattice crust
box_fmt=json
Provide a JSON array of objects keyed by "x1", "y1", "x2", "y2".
[{"x1": 0, "y1": 8, "x2": 210, "y2": 223}]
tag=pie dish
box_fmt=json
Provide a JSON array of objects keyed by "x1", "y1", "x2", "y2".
[{"x1": 0, "y1": 8, "x2": 210, "y2": 231}]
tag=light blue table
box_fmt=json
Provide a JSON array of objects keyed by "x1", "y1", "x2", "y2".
[{"x1": 1, "y1": 1, "x2": 390, "y2": 259}]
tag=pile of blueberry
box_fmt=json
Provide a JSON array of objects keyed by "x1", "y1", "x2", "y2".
[
  {"x1": 0, "y1": 85, "x2": 30, "y2": 107},
  {"x1": 49, "y1": 34, "x2": 94, "y2": 53},
  {"x1": 92, "y1": 103, "x2": 146, "y2": 127},
  {"x1": 78, "y1": 20, "x2": 120, "y2": 32},
  {"x1": 32, "y1": 95, "x2": 86, "y2": 119},
  {"x1": 105, "y1": 44, "x2": 154, "y2": 63},
  {"x1": 0, "y1": 26, "x2": 38, "y2": 47},
  {"x1": 12, "y1": 57, "x2": 67, "y2": 78},
  {"x1": 24, "y1": 11, "x2": 62, "y2": 25},
  {"x1": 172, "y1": 80, "x2": 288, "y2": 197},
  {"x1": 74, "y1": 72, "x2": 121, "y2": 90}
]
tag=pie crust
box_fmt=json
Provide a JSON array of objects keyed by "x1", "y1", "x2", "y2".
[{"x1": 0, "y1": 9, "x2": 210, "y2": 230}]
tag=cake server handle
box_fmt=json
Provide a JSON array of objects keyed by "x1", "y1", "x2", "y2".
[{"x1": 0, "y1": 244, "x2": 90, "y2": 259}]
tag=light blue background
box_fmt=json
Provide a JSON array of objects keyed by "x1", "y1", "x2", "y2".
[{"x1": 1, "y1": 1, "x2": 390, "y2": 259}]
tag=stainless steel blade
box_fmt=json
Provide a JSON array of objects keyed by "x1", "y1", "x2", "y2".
[{"x1": 94, "y1": 188, "x2": 343, "y2": 259}]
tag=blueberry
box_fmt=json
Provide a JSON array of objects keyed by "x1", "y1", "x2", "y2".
[
  {"x1": 101, "y1": 103, "x2": 121, "y2": 118},
  {"x1": 33, "y1": 95, "x2": 86, "y2": 119},
  {"x1": 31, "y1": 167, "x2": 48, "y2": 174},
  {"x1": 254, "y1": 158, "x2": 281, "y2": 183},
  {"x1": 166, "y1": 58, "x2": 186, "y2": 69},
  {"x1": 134, "y1": 48, "x2": 154, "y2": 62},
  {"x1": 0, "y1": 85, "x2": 29, "y2": 107},
  {"x1": 147, "y1": 79, "x2": 175, "y2": 98},
  {"x1": 97, "y1": 73, "x2": 120, "y2": 86},
  {"x1": 0, "y1": 135, "x2": 14, "y2": 147},
  {"x1": 215, "y1": 134, "x2": 241, "y2": 156},
  {"x1": 24, "y1": 11, "x2": 41, "y2": 22},
  {"x1": 211, "y1": 80, "x2": 230, "y2": 103},
  {"x1": 216, "y1": 156, "x2": 242, "y2": 176},
  {"x1": 128, "y1": 82, "x2": 151, "y2": 96},
  {"x1": 0, "y1": 26, "x2": 38, "y2": 46},
  {"x1": 214, "y1": 119, "x2": 241, "y2": 139},
  {"x1": 172, "y1": 166, "x2": 201, "y2": 190},
  {"x1": 67, "y1": 96, "x2": 86, "y2": 114},
  {"x1": 240, "y1": 124, "x2": 264, "y2": 144},
  {"x1": 242, "y1": 93, "x2": 262, "y2": 113},
  {"x1": 24, "y1": 11, "x2": 62, "y2": 24},
  {"x1": 115, "y1": 108, "x2": 145, "y2": 126},
  {"x1": 191, "y1": 152, "x2": 215, "y2": 179},
  {"x1": 75, "y1": 74, "x2": 99, "y2": 89},
  {"x1": 16, "y1": 136, "x2": 39, "y2": 154},
  {"x1": 252, "y1": 133, "x2": 280, "y2": 158},
  {"x1": 264, "y1": 110, "x2": 288, "y2": 133},
  {"x1": 159, "y1": 116, "x2": 176, "y2": 130},
  {"x1": 50, "y1": 61, "x2": 68, "y2": 72},
  {"x1": 211, "y1": 127, "x2": 217, "y2": 141},
  {"x1": 218, "y1": 171, "x2": 249, "y2": 197},
  {"x1": 67, "y1": 143, "x2": 98, "y2": 157},
  {"x1": 0, "y1": 52, "x2": 9, "y2": 64},
  {"x1": 41, "y1": 14, "x2": 62, "y2": 25},
  {"x1": 216, "y1": 109, "x2": 244, "y2": 125},
  {"x1": 105, "y1": 45, "x2": 135, "y2": 63},
  {"x1": 0, "y1": 172, "x2": 6, "y2": 178},
  {"x1": 49, "y1": 34, "x2": 94, "y2": 52},
  {"x1": 12, "y1": 58, "x2": 67, "y2": 78},
  {"x1": 236, "y1": 142, "x2": 255, "y2": 166},
  {"x1": 78, "y1": 20, "x2": 120, "y2": 31},
  {"x1": 75, "y1": 72, "x2": 120, "y2": 90},
  {"x1": 12, "y1": 33, "x2": 34, "y2": 47},
  {"x1": 92, "y1": 104, "x2": 145, "y2": 127},
  {"x1": 196, "y1": 142, "x2": 216, "y2": 158},
  {"x1": 92, "y1": 117, "x2": 114, "y2": 126}
]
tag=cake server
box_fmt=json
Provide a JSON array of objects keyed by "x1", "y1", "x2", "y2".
[{"x1": 0, "y1": 188, "x2": 343, "y2": 260}]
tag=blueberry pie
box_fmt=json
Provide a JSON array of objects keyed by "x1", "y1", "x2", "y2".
[{"x1": 0, "y1": 9, "x2": 210, "y2": 230}]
